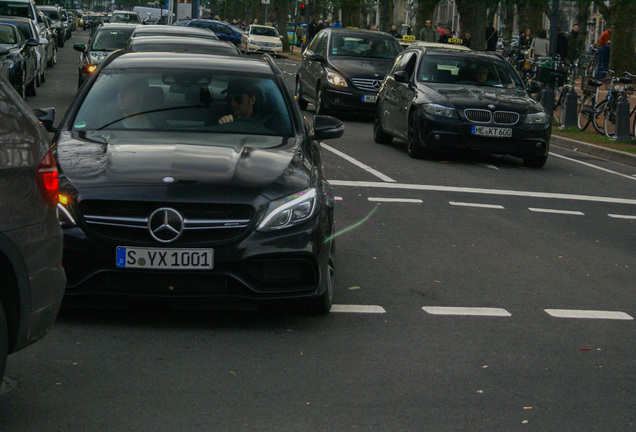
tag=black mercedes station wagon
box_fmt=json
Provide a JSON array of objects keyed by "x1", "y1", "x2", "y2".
[
  {"x1": 54, "y1": 52, "x2": 344, "y2": 313},
  {"x1": 374, "y1": 47, "x2": 550, "y2": 167},
  {"x1": 296, "y1": 28, "x2": 402, "y2": 115}
]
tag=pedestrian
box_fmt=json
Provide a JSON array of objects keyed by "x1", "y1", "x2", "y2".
[
  {"x1": 302, "y1": 19, "x2": 317, "y2": 50},
  {"x1": 420, "y1": 19, "x2": 437, "y2": 42},
  {"x1": 438, "y1": 27, "x2": 452, "y2": 44},
  {"x1": 528, "y1": 29, "x2": 549, "y2": 60},
  {"x1": 566, "y1": 23, "x2": 585, "y2": 65},
  {"x1": 332, "y1": 20, "x2": 342, "y2": 28},
  {"x1": 485, "y1": 22, "x2": 498, "y2": 51},
  {"x1": 462, "y1": 32, "x2": 471, "y2": 48},
  {"x1": 315, "y1": 19, "x2": 325, "y2": 33},
  {"x1": 388, "y1": 24, "x2": 400, "y2": 38},
  {"x1": 595, "y1": 27, "x2": 611, "y2": 78},
  {"x1": 520, "y1": 29, "x2": 533, "y2": 50},
  {"x1": 556, "y1": 28, "x2": 568, "y2": 60},
  {"x1": 295, "y1": 24, "x2": 305, "y2": 47}
]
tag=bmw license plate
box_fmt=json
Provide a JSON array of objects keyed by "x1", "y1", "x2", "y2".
[
  {"x1": 471, "y1": 126, "x2": 513, "y2": 138},
  {"x1": 362, "y1": 95, "x2": 377, "y2": 103},
  {"x1": 116, "y1": 247, "x2": 213, "y2": 270}
]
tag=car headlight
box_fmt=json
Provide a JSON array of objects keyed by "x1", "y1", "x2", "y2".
[
  {"x1": 5, "y1": 59, "x2": 14, "y2": 69},
  {"x1": 276, "y1": 42, "x2": 282, "y2": 47},
  {"x1": 257, "y1": 188, "x2": 318, "y2": 231},
  {"x1": 524, "y1": 112, "x2": 550, "y2": 124},
  {"x1": 57, "y1": 195, "x2": 77, "y2": 227},
  {"x1": 423, "y1": 103, "x2": 458, "y2": 119},
  {"x1": 326, "y1": 70, "x2": 348, "y2": 87}
]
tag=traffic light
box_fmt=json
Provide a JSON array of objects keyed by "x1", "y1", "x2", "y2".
[{"x1": 300, "y1": 3, "x2": 305, "y2": 16}]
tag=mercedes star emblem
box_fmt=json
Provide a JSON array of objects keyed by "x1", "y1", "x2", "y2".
[
  {"x1": 148, "y1": 207, "x2": 184, "y2": 243},
  {"x1": 372, "y1": 80, "x2": 382, "y2": 89}
]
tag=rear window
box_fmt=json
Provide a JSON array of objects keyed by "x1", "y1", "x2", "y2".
[
  {"x1": 91, "y1": 28, "x2": 135, "y2": 51},
  {"x1": 41, "y1": 9, "x2": 60, "y2": 20},
  {"x1": 72, "y1": 69, "x2": 293, "y2": 138},
  {"x1": 0, "y1": 0, "x2": 33, "y2": 19}
]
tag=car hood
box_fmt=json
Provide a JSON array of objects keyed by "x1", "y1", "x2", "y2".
[
  {"x1": 328, "y1": 57, "x2": 393, "y2": 79},
  {"x1": 56, "y1": 131, "x2": 312, "y2": 202},
  {"x1": 418, "y1": 83, "x2": 541, "y2": 113}
]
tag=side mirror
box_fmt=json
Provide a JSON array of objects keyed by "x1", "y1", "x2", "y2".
[
  {"x1": 313, "y1": 115, "x2": 344, "y2": 141},
  {"x1": 309, "y1": 54, "x2": 325, "y2": 62},
  {"x1": 394, "y1": 70, "x2": 409, "y2": 84},
  {"x1": 32, "y1": 107, "x2": 56, "y2": 132},
  {"x1": 73, "y1": 43, "x2": 86, "y2": 52},
  {"x1": 25, "y1": 38, "x2": 39, "y2": 47}
]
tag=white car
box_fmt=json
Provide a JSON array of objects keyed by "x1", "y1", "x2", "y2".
[{"x1": 240, "y1": 24, "x2": 283, "y2": 56}]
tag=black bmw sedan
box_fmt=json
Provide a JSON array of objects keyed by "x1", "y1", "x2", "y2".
[
  {"x1": 54, "y1": 52, "x2": 344, "y2": 313},
  {"x1": 374, "y1": 47, "x2": 550, "y2": 167}
]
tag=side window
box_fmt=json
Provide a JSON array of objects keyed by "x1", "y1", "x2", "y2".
[
  {"x1": 307, "y1": 31, "x2": 323, "y2": 53},
  {"x1": 315, "y1": 32, "x2": 327, "y2": 55},
  {"x1": 391, "y1": 52, "x2": 414, "y2": 77}
]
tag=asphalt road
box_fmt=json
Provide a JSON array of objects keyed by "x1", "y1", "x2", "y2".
[{"x1": 2, "y1": 31, "x2": 635, "y2": 431}]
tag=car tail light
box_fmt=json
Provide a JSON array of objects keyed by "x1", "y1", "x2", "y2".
[{"x1": 36, "y1": 149, "x2": 59, "y2": 207}]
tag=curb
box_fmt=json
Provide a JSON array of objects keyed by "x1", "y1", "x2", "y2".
[{"x1": 551, "y1": 135, "x2": 636, "y2": 168}]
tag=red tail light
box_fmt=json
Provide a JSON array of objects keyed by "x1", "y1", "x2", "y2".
[{"x1": 36, "y1": 149, "x2": 59, "y2": 207}]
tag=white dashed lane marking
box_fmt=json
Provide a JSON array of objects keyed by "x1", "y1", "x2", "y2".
[
  {"x1": 545, "y1": 309, "x2": 633, "y2": 320},
  {"x1": 422, "y1": 307, "x2": 512, "y2": 317},
  {"x1": 368, "y1": 197, "x2": 423, "y2": 203},
  {"x1": 528, "y1": 207, "x2": 585, "y2": 216},
  {"x1": 608, "y1": 213, "x2": 636, "y2": 220},
  {"x1": 449, "y1": 201, "x2": 505, "y2": 209},
  {"x1": 331, "y1": 304, "x2": 386, "y2": 314}
]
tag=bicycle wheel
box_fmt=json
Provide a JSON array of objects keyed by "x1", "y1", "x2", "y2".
[
  {"x1": 603, "y1": 108, "x2": 617, "y2": 137},
  {"x1": 577, "y1": 94, "x2": 594, "y2": 130},
  {"x1": 591, "y1": 99, "x2": 607, "y2": 135}
]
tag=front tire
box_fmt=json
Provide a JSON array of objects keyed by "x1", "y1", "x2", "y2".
[
  {"x1": 591, "y1": 100, "x2": 607, "y2": 135},
  {"x1": 373, "y1": 106, "x2": 392, "y2": 144},
  {"x1": 0, "y1": 301, "x2": 8, "y2": 381},
  {"x1": 407, "y1": 111, "x2": 426, "y2": 158},
  {"x1": 295, "y1": 79, "x2": 308, "y2": 110},
  {"x1": 315, "y1": 86, "x2": 329, "y2": 116},
  {"x1": 523, "y1": 154, "x2": 548, "y2": 168},
  {"x1": 26, "y1": 75, "x2": 36, "y2": 97},
  {"x1": 306, "y1": 253, "x2": 334, "y2": 315}
]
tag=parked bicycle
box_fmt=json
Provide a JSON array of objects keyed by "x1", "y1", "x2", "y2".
[
  {"x1": 600, "y1": 71, "x2": 635, "y2": 138},
  {"x1": 576, "y1": 76, "x2": 603, "y2": 130},
  {"x1": 590, "y1": 70, "x2": 633, "y2": 136}
]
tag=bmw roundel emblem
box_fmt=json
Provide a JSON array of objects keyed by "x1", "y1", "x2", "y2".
[{"x1": 488, "y1": 104, "x2": 496, "y2": 110}]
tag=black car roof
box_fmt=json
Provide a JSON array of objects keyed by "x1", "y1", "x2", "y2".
[
  {"x1": 408, "y1": 47, "x2": 506, "y2": 60},
  {"x1": 322, "y1": 27, "x2": 397, "y2": 40},
  {"x1": 95, "y1": 23, "x2": 138, "y2": 31},
  {"x1": 129, "y1": 37, "x2": 233, "y2": 47},
  {"x1": 132, "y1": 25, "x2": 215, "y2": 36},
  {"x1": 104, "y1": 51, "x2": 275, "y2": 74}
]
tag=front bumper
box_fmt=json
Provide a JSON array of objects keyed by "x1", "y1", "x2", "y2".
[
  {"x1": 417, "y1": 110, "x2": 551, "y2": 158},
  {"x1": 322, "y1": 84, "x2": 378, "y2": 113},
  {"x1": 244, "y1": 42, "x2": 282, "y2": 55},
  {"x1": 61, "y1": 213, "x2": 333, "y2": 304}
]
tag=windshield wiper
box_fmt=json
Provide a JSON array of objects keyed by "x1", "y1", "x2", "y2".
[{"x1": 95, "y1": 105, "x2": 207, "y2": 130}]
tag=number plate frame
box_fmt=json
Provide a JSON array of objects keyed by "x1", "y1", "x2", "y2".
[
  {"x1": 471, "y1": 125, "x2": 513, "y2": 138},
  {"x1": 116, "y1": 247, "x2": 214, "y2": 270},
  {"x1": 362, "y1": 95, "x2": 377, "y2": 103}
]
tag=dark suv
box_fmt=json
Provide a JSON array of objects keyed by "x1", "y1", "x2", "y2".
[
  {"x1": 0, "y1": 74, "x2": 65, "y2": 380},
  {"x1": 296, "y1": 28, "x2": 402, "y2": 115}
]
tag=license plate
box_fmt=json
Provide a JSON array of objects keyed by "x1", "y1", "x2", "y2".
[
  {"x1": 362, "y1": 95, "x2": 377, "y2": 103},
  {"x1": 116, "y1": 247, "x2": 213, "y2": 270},
  {"x1": 471, "y1": 126, "x2": 513, "y2": 138}
]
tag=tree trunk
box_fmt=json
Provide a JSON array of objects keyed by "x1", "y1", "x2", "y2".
[
  {"x1": 379, "y1": 0, "x2": 394, "y2": 32},
  {"x1": 608, "y1": 0, "x2": 636, "y2": 75},
  {"x1": 455, "y1": 0, "x2": 490, "y2": 51},
  {"x1": 517, "y1": 0, "x2": 548, "y2": 36},
  {"x1": 502, "y1": 0, "x2": 515, "y2": 40},
  {"x1": 414, "y1": 0, "x2": 441, "y2": 40},
  {"x1": 272, "y1": 0, "x2": 292, "y2": 52}
]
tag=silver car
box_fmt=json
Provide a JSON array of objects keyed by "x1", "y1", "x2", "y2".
[{"x1": 0, "y1": 74, "x2": 65, "y2": 381}]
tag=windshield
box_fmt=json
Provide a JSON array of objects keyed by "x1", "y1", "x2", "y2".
[
  {"x1": 41, "y1": 9, "x2": 60, "y2": 20},
  {"x1": 91, "y1": 28, "x2": 135, "y2": 51},
  {"x1": 251, "y1": 26, "x2": 278, "y2": 38},
  {"x1": 418, "y1": 55, "x2": 524, "y2": 89},
  {"x1": 72, "y1": 69, "x2": 293, "y2": 138},
  {"x1": 330, "y1": 35, "x2": 401, "y2": 59}
]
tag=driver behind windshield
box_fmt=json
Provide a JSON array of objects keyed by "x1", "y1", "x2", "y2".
[{"x1": 218, "y1": 79, "x2": 262, "y2": 125}]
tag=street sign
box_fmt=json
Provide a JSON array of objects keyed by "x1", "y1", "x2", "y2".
[{"x1": 262, "y1": 0, "x2": 270, "y2": 4}]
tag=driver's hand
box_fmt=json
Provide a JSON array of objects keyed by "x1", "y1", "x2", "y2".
[{"x1": 219, "y1": 114, "x2": 234, "y2": 124}]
